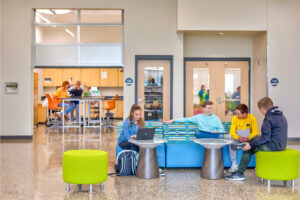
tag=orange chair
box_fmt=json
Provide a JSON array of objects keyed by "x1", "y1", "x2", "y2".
[
  {"x1": 45, "y1": 94, "x2": 62, "y2": 133},
  {"x1": 103, "y1": 94, "x2": 118, "y2": 132}
]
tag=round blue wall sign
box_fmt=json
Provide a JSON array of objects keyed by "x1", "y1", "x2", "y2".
[
  {"x1": 125, "y1": 78, "x2": 134, "y2": 86},
  {"x1": 270, "y1": 78, "x2": 279, "y2": 87}
]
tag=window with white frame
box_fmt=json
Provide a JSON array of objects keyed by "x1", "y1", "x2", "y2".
[{"x1": 33, "y1": 9, "x2": 123, "y2": 67}]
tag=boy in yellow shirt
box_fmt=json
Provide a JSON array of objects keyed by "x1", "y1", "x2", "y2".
[{"x1": 228, "y1": 104, "x2": 259, "y2": 172}]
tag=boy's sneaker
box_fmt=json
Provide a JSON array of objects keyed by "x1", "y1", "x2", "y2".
[
  {"x1": 159, "y1": 168, "x2": 165, "y2": 176},
  {"x1": 225, "y1": 172, "x2": 245, "y2": 181},
  {"x1": 231, "y1": 143, "x2": 246, "y2": 151},
  {"x1": 228, "y1": 163, "x2": 238, "y2": 173}
]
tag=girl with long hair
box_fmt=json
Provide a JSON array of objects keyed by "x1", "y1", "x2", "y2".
[
  {"x1": 118, "y1": 104, "x2": 145, "y2": 152},
  {"x1": 53, "y1": 81, "x2": 75, "y2": 120}
]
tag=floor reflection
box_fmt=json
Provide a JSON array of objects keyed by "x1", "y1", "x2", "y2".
[{"x1": 0, "y1": 125, "x2": 299, "y2": 200}]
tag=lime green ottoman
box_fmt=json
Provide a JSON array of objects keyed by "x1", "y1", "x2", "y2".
[
  {"x1": 256, "y1": 148, "x2": 299, "y2": 189},
  {"x1": 63, "y1": 150, "x2": 108, "y2": 192}
]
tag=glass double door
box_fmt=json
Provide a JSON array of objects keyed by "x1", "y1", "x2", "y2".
[
  {"x1": 185, "y1": 61, "x2": 249, "y2": 121},
  {"x1": 137, "y1": 60, "x2": 171, "y2": 121}
]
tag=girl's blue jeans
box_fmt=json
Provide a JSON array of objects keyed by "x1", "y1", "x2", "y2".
[{"x1": 58, "y1": 102, "x2": 75, "y2": 115}]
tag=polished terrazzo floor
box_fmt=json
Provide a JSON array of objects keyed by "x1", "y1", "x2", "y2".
[{"x1": 1, "y1": 125, "x2": 300, "y2": 200}]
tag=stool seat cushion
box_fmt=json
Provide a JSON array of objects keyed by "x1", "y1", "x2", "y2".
[
  {"x1": 256, "y1": 148, "x2": 299, "y2": 181},
  {"x1": 63, "y1": 150, "x2": 108, "y2": 184}
]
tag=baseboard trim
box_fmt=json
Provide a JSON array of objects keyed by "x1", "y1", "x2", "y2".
[
  {"x1": 0, "y1": 135, "x2": 33, "y2": 139},
  {"x1": 288, "y1": 138, "x2": 300, "y2": 141}
]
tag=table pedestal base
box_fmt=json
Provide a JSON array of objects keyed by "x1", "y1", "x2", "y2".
[
  {"x1": 136, "y1": 147, "x2": 159, "y2": 179},
  {"x1": 201, "y1": 148, "x2": 224, "y2": 180}
]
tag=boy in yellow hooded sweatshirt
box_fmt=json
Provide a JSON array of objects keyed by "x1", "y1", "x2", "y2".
[{"x1": 228, "y1": 104, "x2": 259, "y2": 172}]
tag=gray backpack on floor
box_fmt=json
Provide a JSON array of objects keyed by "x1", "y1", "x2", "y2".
[{"x1": 114, "y1": 150, "x2": 139, "y2": 176}]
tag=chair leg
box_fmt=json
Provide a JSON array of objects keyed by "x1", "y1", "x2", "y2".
[
  {"x1": 284, "y1": 181, "x2": 287, "y2": 186},
  {"x1": 291, "y1": 180, "x2": 295, "y2": 188},
  {"x1": 100, "y1": 183, "x2": 104, "y2": 190},
  {"x1": 260, "y1": 178, "x2": 264, "y2": 184},
  {"x1": 66, "y1": 183, "x2": 70, "y2": 192},
  {"x1": 78, "y1": 184, "x2": 82, "y2": 191},
  {"x1": 267, "y1": 180, "x2": 271, "y2": 193},
  {"x1": 89, "y1": 184, "x2": 93, "y2": 193}
]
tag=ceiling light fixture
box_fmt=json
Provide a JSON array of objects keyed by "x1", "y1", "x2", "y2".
[
  {"x1": 65, "y1": 29, "x2": 75, "y2": 37},
  {"x1": 217, "y1": 32, "x2": 224, "y2": 36},
  {"x1": 49, "y1": 9, "x2": 56, "y2": 15},
  {"x1": 36, "y1": 12, "x2": 51, "y2": 23},
  {"x1": 54, "y1": 9, "x2": 72, "y2": 14},
  {"x1": 36, "y1": 9, "x2": 53, "y2": 15}
]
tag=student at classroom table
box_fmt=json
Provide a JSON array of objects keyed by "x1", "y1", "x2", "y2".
[
  {"x1": 53, "y1": 81, "x2": 75, "y2": 120},
  {"x1": 69, "y1": 81, "x2": 83, "y2": 122}
]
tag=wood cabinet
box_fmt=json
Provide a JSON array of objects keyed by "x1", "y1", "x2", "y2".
[
  {"x1": 118, "y1": 69, "x2": 124, "y2": 87},
  {"x1": 43, "y1": 68, "x2": 124, "y2": 87},
  {"x1": 43, "y1": 68, "x2": 62, "y2": 86},
  {"x1": 34, "y1": 73, "x2": 39, "y2": 125},
  {"x1": 116, "y1": 100, "x2": 124, "y2": 118},
  {"x1": 62, "y1": 68, "x2": 82, "y2": 84},
  {"x1": 81, "y1": 68, "x2": 100, "y2": 86},
  {"x1": 100, "y1": 68, "x2": 119, "y2": 87},
  {"x1": 38, "y1": 104, "x2": 47, "y2": 123}
]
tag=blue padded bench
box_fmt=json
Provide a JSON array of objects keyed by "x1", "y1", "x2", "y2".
[
  {"x1": 163, "y1": 122, "x2": 255, "y2": 168},
  {"x1": 116, "y1": 121, "x2": 255, "y2": 168}
]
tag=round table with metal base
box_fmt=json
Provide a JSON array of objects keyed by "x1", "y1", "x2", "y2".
[
  {"x1": 194, "y1": 138, "x2": 233, "y2": 180},
  {"x1": 201, "y1": 148, "x2": 224, "y2": 179},
  {"x1": 136, "y1": 147, "x2": 159, "y2": 179},
  {"x1": 129, "y1": 138, "x2": 167, "y2": 179}
]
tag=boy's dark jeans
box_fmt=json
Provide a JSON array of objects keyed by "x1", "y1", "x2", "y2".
[{"x1": 237, "y1": 143, "x2": 270, "y2": 175}]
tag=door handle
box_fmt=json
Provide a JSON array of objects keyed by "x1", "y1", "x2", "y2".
[
  {"x1": 218, "y1": 97, "x2": 222, "y2": 104},
  {"x1": 138, "y1": 98, "x2": 143, "y2": 103}
]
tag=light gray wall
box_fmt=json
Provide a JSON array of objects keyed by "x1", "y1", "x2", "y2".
[
  {"x1": 178, "y1": 0, "x2": 267, "y2": 31},
  {"x1": 184, "y1": 33, "x2": 253, "y2": 58},
  {"x1": 0, "y1": 0, "x2": 2, "y2": 133},
  {"x1": 253, "y1": 32, "x2": 267, "y2": 130},
  {"x1": 0, "y1": 0, "x2": 183, "y2": 136},
  {"x1": 267, "y1": 0, "x2": 300, "y2": 138}
]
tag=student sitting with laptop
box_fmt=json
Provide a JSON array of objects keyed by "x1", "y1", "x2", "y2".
[
  {"x1": 165, "y1": 101, "x2": 225, "y2": 138},
  {"x1": 118, "y1": 104, "x2": 145, "y2": 152},
  {"x1": 228, "y1": 104, "x2": 259, "y2": 173}
]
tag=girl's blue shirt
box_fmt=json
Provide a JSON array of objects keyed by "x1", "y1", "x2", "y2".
[{"x1": 118, "y1": 118, "x2": 138, "y2": 144}]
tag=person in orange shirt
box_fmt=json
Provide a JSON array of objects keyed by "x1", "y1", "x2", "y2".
[{"x1": 53, "y1": 81, "x2": 75, "y2": 120}]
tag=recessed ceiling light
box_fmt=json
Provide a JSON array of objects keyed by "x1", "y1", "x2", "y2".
[
  {"x1": 218, "y1": 32, "x2": 224, "y2": 35},
  {"x1": 65, "y1": 29, "x2": 75, "y2": 37},
  {"x1": 36, "y1": 12, "x2": 51, "y2": 23}
]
